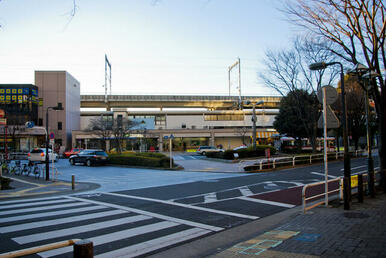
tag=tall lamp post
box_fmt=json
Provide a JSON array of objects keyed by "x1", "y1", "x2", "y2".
[
  {"x1": 45, "y1": 105, "x2": 63, "y2": 181},
  {"x1": 309, "y1": 61, "x2": 352, "y2": 210},
  {"x1": 243, "y1": 100, "x2": 264, "y2": 150},
  {"x1": 348, "y1": 64, "x2": 380, "y2": 198}
]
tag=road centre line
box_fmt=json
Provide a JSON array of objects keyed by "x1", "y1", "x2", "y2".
[
  {"x1": 237, "y1": 196, "x2": 295, "y2": 208},
  {"x1": 66, "y1": 196, "x2": 223, "y2": 232},
  {"x1": 340, "y1": 165, "x2": 366, "y2": 171},
  {"x1": 311, "y1": 172, "x2": 338, "y2": 178},
  {"x1": 102, "y1": 192, "x2": 258, "y2": 220}
]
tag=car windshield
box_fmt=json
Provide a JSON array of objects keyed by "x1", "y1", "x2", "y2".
[
  {"x1": 79, "y1": 150, "x2": 94, "y2": 155},
  {"x1": 95, "y1": 151, "x2": 108, "y2": 156}
]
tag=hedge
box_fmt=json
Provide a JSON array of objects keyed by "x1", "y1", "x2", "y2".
[
  {"x1": 0, "y1": 177, "x2": 12, "y2": 190},
  {"x1": 108, "y1": 152, "x2": 173, "y2": 168},
  {"x1": 206, "y1": 145, "x2": 276, "y2": 160}
]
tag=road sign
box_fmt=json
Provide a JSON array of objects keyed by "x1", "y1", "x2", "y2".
[
  {"x1": 170, "y1": 134, "x2": 175, "y2": 139},
  {"x1": 25, "y1": 121, "x2": 35, "y2": 129},
  {"x1": 318, "y1": 105, "x2": 340, "y2": 128},
  {"x1": 317, "y1": 85, "x2": 338, "y2": 105},
  {"x1": 49, "y1": 132, "x2": 55, "y2": 139}
]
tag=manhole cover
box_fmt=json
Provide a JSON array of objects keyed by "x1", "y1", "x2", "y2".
[{"x1": 344, "y1": 212, "x2": 369, "y2": 219}]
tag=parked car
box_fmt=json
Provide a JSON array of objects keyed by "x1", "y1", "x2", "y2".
[
  {"x1": 233, "y1": 145, "x2": 248, "y2": 151},
  {"x1": 69, "y1": 149, "x2": 109, "y2": 166},
  {"x1": 63, "y1": 148, "x2": 84, "y2": 158},
  {"x1": 28, "y1": 148, "x2": 59, "y2": 162},
  {"x1": 196, "y1": 146, "x2": 224, "y2": 155}
]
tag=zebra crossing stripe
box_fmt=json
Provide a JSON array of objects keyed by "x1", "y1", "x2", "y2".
[
  {"x1": 0, "y1": 202, "x2": 88, "y2": 216},
  {"x1": 13, "y1": 215, "x2": 152, "y2": 244},
  {"x1": 0, "y1": 210, "x2": 129, "y2": 233},
  {"x1": 239, "y1": 186, "x2": 254, "y2": 196},
  {"x1": 0, "y1": 199, "x2": 75, "y2": 210},
  {"x1": 96, "y1": 227, "x2": 210, "y2": 258},
  {"x1": 204, "y1": 192, "x2": 218, "y2": 203},
  {"x1": 38, "y1": 221, "x2": 179, "y2": 257},
  {"x1": 0, "y1": 205, "x2": 107, "y2": 223},
  {"x1": 237, "y1": 196, "x2": 296, "y2": 208},
  {"x1": 0, "y1": 196, "x2": 65, "y2": 205},
  {"x1": 104, "y1": 192, "x2": 258, "y2": 220},
  {"x1": 66, "y1": 196, "x2": 223, "y2": 232}
]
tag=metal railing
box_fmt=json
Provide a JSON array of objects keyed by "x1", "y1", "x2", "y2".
[
  {"x1": 245, "y1": 150, "x2": 367, "y2": 171},
  {"x1": 302, "y1": 178, "x2": 343, "y2": 213},
  {"x1": 0, "y1": 239, "x2": 83, "y2": 258},
  {"x1": 302, "y1": 169, "x2": 380, "y2": 213}
]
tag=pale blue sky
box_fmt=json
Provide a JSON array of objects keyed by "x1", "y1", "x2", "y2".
[{"x1": 0, "y1": 0, "x2": 296, "y2": 95}]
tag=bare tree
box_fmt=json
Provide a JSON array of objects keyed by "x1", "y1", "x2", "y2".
[
  {"x1": 236, "y1": 127, "x2": 249, "y2": 145},
  {"x1": 87, "y1": 115, "x2": 113, "y2": 150},
  {"x1": 259, "y1": 36, "x2": 339, "y2": 152},
  {"x1": 111, "y1": 117, "x2": 139, "y2": 153},
  {"x1": 282, "y1": 0, "x2": 386, "y2": 186}
]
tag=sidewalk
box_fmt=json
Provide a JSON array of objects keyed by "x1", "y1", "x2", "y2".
[
  {"x1": 211, "y1": 193, "x2": 386, "y2": 258},
  {"x1": 0, "y1": 175, "x2": 99, "y2": 199}
]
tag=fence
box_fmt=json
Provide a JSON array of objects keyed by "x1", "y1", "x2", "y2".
[{"x1": 244, "y1": 150, "x2": 367, "y2": 171}]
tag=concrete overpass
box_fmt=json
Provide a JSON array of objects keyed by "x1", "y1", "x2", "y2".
[{"x1": 80, "y1": 95, "x2": 281, "y2": 110}]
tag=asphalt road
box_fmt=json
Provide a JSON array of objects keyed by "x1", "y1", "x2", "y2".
[{"x1": 0, "y1": 155, "x2": 379, "y2": 257}]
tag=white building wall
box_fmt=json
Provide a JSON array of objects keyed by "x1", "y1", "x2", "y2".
[{"x1": 65, "y1": 72, "x2": 80, "y2": 149}]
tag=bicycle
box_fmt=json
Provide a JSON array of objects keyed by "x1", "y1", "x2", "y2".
[{"x1": 9, "y1": 161, "x2": 22, "y2": 175}]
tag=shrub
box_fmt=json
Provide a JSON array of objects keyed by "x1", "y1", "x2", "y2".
[
  {"x1": 218, "y1": 145, "x2": 276, "y2": 160},
  {"x1": 108, "y1": 152, "x2": 173, "y2": 168},
  {"x1": 0, "y1": 177, "x2": 12, "y2": 190}
]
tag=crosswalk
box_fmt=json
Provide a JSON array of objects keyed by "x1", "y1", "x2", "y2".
[{"x1": 0, "y1": 196, "x2": 215, "y2": 257}]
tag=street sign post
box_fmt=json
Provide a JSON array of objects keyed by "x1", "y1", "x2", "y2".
[{"x1": 49, "y1": 132, "x2": 55, "y2": 140}]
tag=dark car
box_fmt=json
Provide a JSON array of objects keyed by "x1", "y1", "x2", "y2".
[{"x1": 69, "y1": 149, "x2": 108, "y2": 166}]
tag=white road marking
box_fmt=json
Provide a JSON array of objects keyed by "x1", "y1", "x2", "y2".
[
  {"x1": 38, "y1": 221, "x2": 179, "y2": 257},
  {"x1": 239, "y1": 186, "x2": 254, "y2": 196},
  {"x1": 103, "y1": 192, "x2": 258, "y2": 220},
  {"x1": 14, "y1": 215, "x2": 151, "y2": 244},
  {"x1": 66, "y1": 196, "x2": 223, "y2": 232},
  {"x1": 237, "y1": 196, "x2": 296, "y2": 208},
  {"x1": 204, "y1": 192, "x2": 218, "y2": 203},
  {"x1": 0, "y1": 205, "x2": 107, "y2": 223},
  {"x1": 0, "y1": 202, "x2": 88, "y2": 216},
  {"x1": 0, "y1": 210, "x2": 129, "y2": 233},
  {"x1": 96, "y1": 228, "x2": 210, "y2": 258},
  {"x1": 311, "y1": 172, "x2": 338, "y2": 178},
  {"x1": 0, "y1": 196, "x2": 64, "y2": 205},
  {"x1": 0, "y1": 199, "x2": 74, "y2": 209},
  {"x1": 340, "y1": 165, "x2": 366, "y2": 171}
]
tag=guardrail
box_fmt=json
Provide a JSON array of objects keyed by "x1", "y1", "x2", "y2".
[
  {"x1": 244, "y1": 150, "x2": 368, "y2": 171},
  {"x1": 0, "y1": 239, "x2": 93, "y2": 258},
  {"x1": 302, "y1": 169, "x2": 380, "y2": 213},
  {"x1": 302, "y1": 178, "x2": 343, "y2": 213}
]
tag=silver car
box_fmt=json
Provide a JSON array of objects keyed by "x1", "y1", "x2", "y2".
[{"x1": 28, "y1": 148, "x2": 59, "y2": 162}]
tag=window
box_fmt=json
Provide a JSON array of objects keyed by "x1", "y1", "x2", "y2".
[
  {"x1": 204, "y1": 114, "x2": 244, "y2": 121},
  {"x1": 58, "y1": 122, "x2": 62, "y2": 130},
  {"x1": 181, "y1": 123, "x2": 186, "y2": 128}
]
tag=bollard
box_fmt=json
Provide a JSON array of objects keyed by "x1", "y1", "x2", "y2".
[
  {"x1": 72, "y1": 175, "x2": 75, "y2": 190},
  {"x1": 73, "y1": 239, "x2": 93, "y2": 258},
  {"x1": 358, "y1": 174, "x2": 363, "y2": 203}
]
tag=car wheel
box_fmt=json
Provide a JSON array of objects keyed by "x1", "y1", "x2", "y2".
[
  {"x1": 86, "y1": 160, "x2": 92, "y2": 167},
  {"x1": 69, "y1": 159, "x2": 75, "y2": 165},
  {"x1": 202, "y1": 151, "x2": 206, "y2": 155}
]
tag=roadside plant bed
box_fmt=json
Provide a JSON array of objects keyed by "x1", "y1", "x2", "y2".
[
  {"x1": 0, "y1": 177, "x2": 12, "y2": 190},
  {"x1": 206, "y1": 145, "x2": 276, "y2": 160},
  {"x1": 108, "y1": 152, "x2": 173, "y2": 168}
]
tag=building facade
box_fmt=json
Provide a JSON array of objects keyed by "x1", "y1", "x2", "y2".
[{"x1": 35, "y1": 71, "x2": 80, "y2": 150}]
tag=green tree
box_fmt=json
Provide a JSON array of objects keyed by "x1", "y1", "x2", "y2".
[{"x1": 273, "y1": 89, "x2": 320, "y2": 153}]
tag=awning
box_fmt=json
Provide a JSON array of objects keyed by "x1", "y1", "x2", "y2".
[{"x1": 256, "y1": 131, "x2": 277, "y2": 139}]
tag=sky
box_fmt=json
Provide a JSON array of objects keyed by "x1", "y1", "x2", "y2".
[{"x1": 0, "y1": 0, "x2": 296, "y2": 96}]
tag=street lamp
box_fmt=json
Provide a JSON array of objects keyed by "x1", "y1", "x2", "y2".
[
  {"x1": 45, "y1": 104, "x2": 63, "y2": 181},
  {"x1": 309, "y1": 61, "x2": 352, "y2": 210},
  {"x1": 243, "y1": 100, "x2": 264, "y2": 150},
  {"x1": 348, "y1": 64, "x2": 380, "y2": 198}
]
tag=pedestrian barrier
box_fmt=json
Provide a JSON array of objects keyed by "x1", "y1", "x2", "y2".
[
  {"x1": 302, "y1": 169, "x2": 380, "y2": 213},
  {"x1": 244, "y1": 150, "x2": 367, "y2": 172},
  {"x1": 0, "y1": 239, "x2": 93, "y2": 258},
  {"x1": 302, "y1": 178, "x2": 343, "y2": 213}
]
